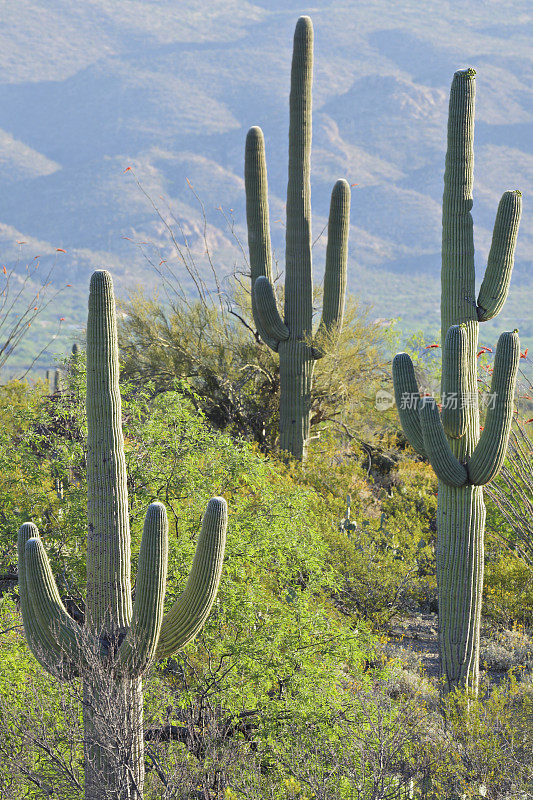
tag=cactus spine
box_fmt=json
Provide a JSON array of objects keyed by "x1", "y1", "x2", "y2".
[
  {"x1": 393, "y1": 71, "x2": 521, "y2": 695},
  {"x1": 18, "y1": 270, "x2": 227, "y2": 799},
  {"x1": 245, "y1": 16, "x2": 351, "y2": 461}
]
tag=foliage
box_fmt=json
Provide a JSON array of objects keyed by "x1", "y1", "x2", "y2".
[
  {"x1": 0, "y1": 307, "x2": 531, "y2": 797},
  {"x1": 486, "y1": 419, "x2": 533, "y2": 566},
  {"x1": 119, "y1": 288, "x2": 281, "y2": 451},
  {"x1": 3, "y1": 594, "x2": 533, "y2": 800},
  {"x1": 0, "y1": 365, "x2": 378, "y2": 795},
  {"x1": 118, "y1": 287, "x2": 392, "y2": 459},
  {"x1": 320, "y1": 458, "x2": 437, "y2": 628}
]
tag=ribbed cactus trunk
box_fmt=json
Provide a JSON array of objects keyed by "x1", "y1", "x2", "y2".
[
  {"x1": 393, "y1": 70, "x2": 521, "y2": 694},
  {"x1": 17, "y1": 270, "x2": 227, "y2": 798},
  {"x1": 84, "y1": 270, "x2": 141, "y2": 799},
  {"x1": 245, "y1": 16, "x2": 350, "y2": 461},
  {"x1": 83, "y1": 676, "x2": 144, "y2": 799}
]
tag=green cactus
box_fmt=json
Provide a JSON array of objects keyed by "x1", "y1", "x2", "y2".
[
  {"x1": 245, "y1": 16, "x2": 351, "y2": 461},
  {"x1": 393, "y1": 70, "x2": 521, "y2": 695},
  {"x1": 339, "y1": 494, "x2": 357, "y2": 536},
  {"x1": 52, "y1": 367, "x2": 61, "y2": 394},
  {"x1": 18, "y1": 270, "x2": 227, "y2": 799}
]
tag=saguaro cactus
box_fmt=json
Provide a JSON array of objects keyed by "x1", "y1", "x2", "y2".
[
  {"x1": 18, "y1": 270, "x2": 227, "y2": 799},
  {"x1": 245, "y1": 16, "x2": 351, "y2": 461},
  {"x1": 393, "y1": 70, "x2": 521, "y2": 695}
]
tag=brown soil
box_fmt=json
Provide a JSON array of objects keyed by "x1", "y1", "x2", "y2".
[{"x1": 387, "y1": 612, "x2": 440, "y2": 678}]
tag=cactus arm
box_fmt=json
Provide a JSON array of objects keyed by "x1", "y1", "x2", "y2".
[
  {"x1": 86, "y1": 270, "x2": 132, "y2": 633},
  {"x1": 441, "y1": 325, "x2": 469, "y2": 439},
  {"x1": 477, "y1": 191, "x2": 522, "y2": 322},
  {"x1": 18, "y1": 523, "x2": 70, "y2": 676},
  {"x1": 392, "y1": 353, "x2": 426, "y2": 456},
  {"x1": 24, "y1": 537, "x2": 83, "y2": 667},
  {"x1": 441, "y1": 69, "x2": 478, "y2": 336},
  {"x1": 156, "y1": 497, "x2": 227, "y2": 659},
  {"x1": 284, "y1": 15, "x2": 313, "y2": 337},
  {"x1": 315, "y1": 179, "x2": 350, "y2": 346},
  {"x1": 468, "y1": 330, "x2": 520, "y2": 485},
  {"x1": 119, "y1": 502, "x2": 168, "y2": 674},
  {"x1": 245, "y1": 126, "x2": 279, "y2": 351},
  {"x1": 419, "y1": 400, "x2": 468, "y2": 487},
  {"x1": 253, "y1": 277, "x2": 289, "y2": 344}
]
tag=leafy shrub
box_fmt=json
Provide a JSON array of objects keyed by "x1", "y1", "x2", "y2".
[{"x1": 118, "y1": 291, "x2": 393, "y2": 456}]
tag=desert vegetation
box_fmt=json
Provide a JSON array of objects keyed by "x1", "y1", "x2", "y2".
[{"x1": 0, "y1": 12, "x2": 532, "y2": 800}]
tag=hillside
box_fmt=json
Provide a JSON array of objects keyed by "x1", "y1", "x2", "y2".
[{"x1": 0, "y1": 0, "x2": 531, "y2": 373}]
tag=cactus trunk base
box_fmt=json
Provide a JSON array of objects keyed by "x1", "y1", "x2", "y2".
[
  {"x1": 437, "y1": 483, "x2": 485, "y2": 695},
  {"x1": 279, "y1": 341, "x2": 315, "y2": 460},
  {"x1": 83, "y1": 676, "x2": 144, "y2": 799}
]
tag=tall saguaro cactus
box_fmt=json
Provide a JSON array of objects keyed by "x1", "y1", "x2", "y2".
[
  {"x1": 245, "y1": 16, "x2": 351, "y2": 461},
  {"x1": 393, "y1": 70, "x2": 521, "y2": 695},
  {"x1": 18, "y1": 270, "x2": 227, "y2": 799}
]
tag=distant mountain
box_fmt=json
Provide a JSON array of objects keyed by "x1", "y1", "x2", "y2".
[{"x1": 0, "y1": 0, "x2": 531, "y2": 373}]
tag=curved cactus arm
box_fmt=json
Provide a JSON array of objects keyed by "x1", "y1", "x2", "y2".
[
  {"x1": 477, "y1": 190, "x2": 522, "y2": 322},
  {"x1": 18, "y1": 523, "x2": 70, "y2": 676},
  {"x1": 468, "y1": 330, "x2": 520, "y2": 485},
  {"x1": 315, "y1": 179, "x2": 350, "y2": 349},
  {"x1": 284, "y1": 15, "x2": 313, "y2": 337},
  {"x1": 245, "y1": 126, "x2": 279, "y2": 351},
  {"x1": 24, "y1": 537, "x2": 83, "y2": 668},
  {"x1": 156, "y1": 497, "x2": 227, "y2": 660},
  {"x1": 419, "y1": 399, "x2": 468, "y2": 487},
  {"x1": 392, "y1": 353, "x2": 426, "y2": 456},
  {"x1": 254, "y1": 277, "x2": 289, "y2": 344},
  {"x1": 119, "y1": 502, "x2": 168, "y2": 674},
  {"x1": 441, "y1": 325, "x2": 469, "y2": 439}
]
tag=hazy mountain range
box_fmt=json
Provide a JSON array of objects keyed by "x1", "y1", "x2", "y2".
[{"x1": 0, "y1": 0, "x2": 531, "y2": 372}]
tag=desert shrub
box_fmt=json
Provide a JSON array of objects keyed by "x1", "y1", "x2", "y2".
[
  {"x1": 308, "y1": 453, "x2": 438, "y2": 627},
  {"x1": 482, "y1": 547, "x2": 533, "y2": 628},
  {"x1": 118, "y1": 290, "x2": 393, "y2": 456},
  {"x1": 0, "y1": 598, "x2": 84, "y2": 799},
  {"x1": 485, "y1": 420, "x2": 533, "y2": 566}
]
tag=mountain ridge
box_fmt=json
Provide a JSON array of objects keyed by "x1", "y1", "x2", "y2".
[{"x1": 0, "y1": 0, "x2": 531, "y2": 372}]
